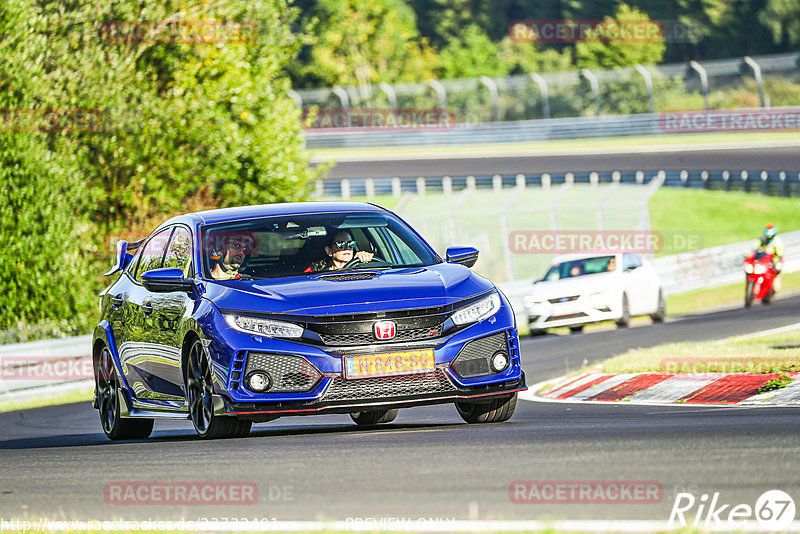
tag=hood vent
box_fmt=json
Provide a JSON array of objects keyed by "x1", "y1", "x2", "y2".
[{"x1": 317, "y1": 272, "x2": 378, "y2": 282}]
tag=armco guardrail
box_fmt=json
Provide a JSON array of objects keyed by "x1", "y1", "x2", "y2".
[
  {"x1": 316, "y1": 169, "x2": 800, "y2": 198},
  {"x1": 304, "y1": 106, "x2": 800, "y2": 148},
  {"x1": 0, "y1": 335, "x2": 93, "y2": 401}
]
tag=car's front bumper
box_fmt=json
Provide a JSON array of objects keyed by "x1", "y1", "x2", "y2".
[{"x1": 526, "y1": 296, "x2": 620, "y2": 329}]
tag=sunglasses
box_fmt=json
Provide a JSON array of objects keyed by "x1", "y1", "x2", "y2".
[{"x1": 333, "y1": 239, "x2": 357, "y2": 250}]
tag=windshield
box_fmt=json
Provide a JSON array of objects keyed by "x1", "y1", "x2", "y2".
[
  {"x1": 200, "y1": 211, "x2": 440, "y2": 280},
  {"x1": 543, "y1": 255, "x2": 616, "y2": 281}
]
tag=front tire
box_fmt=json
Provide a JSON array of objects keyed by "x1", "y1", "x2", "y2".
[
  {"x1": 456, "y1": 393, "x2": 517, "y2": 424},
  {"x1": 95, "y1": 345, "x2": 153, "y2": 440},
  {"x1": 616, "y1": 293, "x2": 630, "y2": 328},
  {"x1": 350, "y1": 409, "x2": 399, "y2": 426},
  {"x1": 745, "y1": 280, "x2": 754, "y2": 308},
  {"x1": 186, "y1": 339, "x2": 249, "y2": 439},
  {"x1": 650, "y1": 290, "x2": 666, "y2": 323},
  {"x1": 569, "y1": 325, "x2": 584, "y2": 334}
]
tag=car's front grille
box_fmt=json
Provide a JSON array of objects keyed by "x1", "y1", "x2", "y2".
[
  {"x1": 545, "y1": 312, "x2": 588, "y2": 322},
  {"x1": 548, "y1": 295, "x2": 580, "y2": 304},
  {"x1": 244, "y1": 353, "x2": 322, "y2": 393},
  {"x1": 319, "y1": 324, "x2": 444, "y2": 346},
  {"x1": 321, "y1": 368, "x2": 457, "y2": 402}
]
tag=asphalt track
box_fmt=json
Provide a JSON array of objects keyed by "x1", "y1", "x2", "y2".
[
  {"x1": 321, "y1": 146, "x2": 800, "y2": 179},
  {"x1": 1, "y1": 294, "x2": 799, "y2": 522}
]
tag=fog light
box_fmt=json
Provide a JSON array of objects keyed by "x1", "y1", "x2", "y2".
[
  {"x1": 245, "y1": 371, "x2": 272, "y2": 393},
  {"x1": 490, "y1": 351, "x2": 509, "y2": 372}
]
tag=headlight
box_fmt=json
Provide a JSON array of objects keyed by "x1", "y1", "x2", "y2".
[
  {"x1": 744, "y1": 263, "x2": 754, "y2": 274},
  {"x1": 224, "y1": 315, "x2": 304, "y2": 338},
  {"x1": 754, "y1": 265, "x2": 766, "y2": 274},
  {"x1": 524, "y1": 295, "x2": 544, "y2": 307},
  {"x1": 451, "y1": 293, "x2": 501, "y2": 325}
]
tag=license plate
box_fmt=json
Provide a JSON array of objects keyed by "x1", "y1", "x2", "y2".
[{"x1": 344, "y1": 349, "x2": 435, "y2": 379}]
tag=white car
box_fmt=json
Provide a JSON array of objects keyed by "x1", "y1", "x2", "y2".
[{"x1": 524, "y1": 253, "x2": 665, "y2": 335}]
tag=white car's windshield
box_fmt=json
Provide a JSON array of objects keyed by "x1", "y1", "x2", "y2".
[{"x1": 543, "y1": 255, "x2": 616, "y2": 281}]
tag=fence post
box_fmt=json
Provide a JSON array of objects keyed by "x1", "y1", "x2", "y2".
[
  {"x1": 480, "y1": 76, "x2": 500, "y2": 122},
  {"x1": 680, "y1": 170, "x2": 689, "y2": 187},
  {"x1": 612, "y1": 171, "x2": 621, "y2": 184},
  {"x1": 428, "y1": 80, "x2": 447, "y2": 110},
  {"x1": 530, "y1": 73, "x2": 551, "y2": 119},
  {"x1": 391, "y1": 177, "x2": 401, "y2": 197},
  {"x1": 590, "y1": 172, "x2": 599, "y2": 187},
  {"x1": 780, "y1": 172, "x2": 788, "y2": 197},
  {"x1": 492, "y1": 174, "x2": 502, "y2": 192},
  {"x1": 416, "y1": 177, "x2": 426, "y2": 195},
  {"x1": 542, "y1": 173, "x2": 551, "y2": 189},
  {"x1": 565, "y1": 172, "x2": 574, "y2": 185},
  {"x1": 466, "y1": 175, "x2": 476, "y2": 190},
  {"x1": 741, "y1": 170, "x2": 749, "y2": 192},
  {"x1": 743, "y1": 56, "x2": 765, "y2": 108},
  {"x1": 443, "y1": 176, "x2": 453, "y2": 195},
  {"x1": 341, "y1": 178, "x2": 351, "y2": 199},
  {"x1": 634, "y1": 65, "x2": 654, "y2": 114},
  {"x1": 288, "y1": 90, "x2": 302, "y2": 109},
  {"x1": 516, "y1": 174, "x2": 526, "y2": 189},
  {"x1": 701, "y1": 171, "x2": 709, "y2": 189},
  {"x1": 636, "y1": 171, "x2": 644, "y2": 184},
  {"x1": 365, "y1": 178, "x2": 375, "y2": 199},
  {"x1": 580, "y1": 69, "x2": 601, "y2": 117},
  {"x1": 723, "y1": 170, "x2": 731, "y2": 191},
  {"x1": 331, "y1": 86, "x2": 350, "y2": 111},
  {"x1": 688, "y1": 61, "x2": 709, "y2": 110},
  {"x1": 761, "y1": 171, "x2": 769, "y2": 195},
  {"x1": 378, "y1": 82, "x2": 397, "y2": 111}
]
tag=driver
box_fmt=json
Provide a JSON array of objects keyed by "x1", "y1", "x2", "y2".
[
  {"x1": 307, "y1": 231, "x2": 373, "y2": 272},
  {"x1": 209, "y1": 231, "x2": 256, "y2": 280}
]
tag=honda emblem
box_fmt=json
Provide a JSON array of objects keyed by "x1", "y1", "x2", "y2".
[{"x1": 373, "y1": 320, "x2": 396, "y2": 340}]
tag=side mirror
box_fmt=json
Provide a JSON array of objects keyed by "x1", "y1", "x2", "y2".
[
  {"x1": 141, "y1": 267, "x2": 195, "y2": 293},
  {"x1": 446, "y1": 246, "x2": 479, "y2": 268}
]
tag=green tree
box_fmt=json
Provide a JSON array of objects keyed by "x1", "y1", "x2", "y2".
[
  {"x1": 575, "y1": 3, "x2": 666, "y2": 69},
  {"x1": 759, "y1": 0, "x2": 800, "y2": 48},
  {"x1": 303, "y1": 0, "x2": 437, "y2": 87}
]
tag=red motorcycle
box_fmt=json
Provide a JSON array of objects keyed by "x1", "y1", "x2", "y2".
[{"x1": 743, "y1": 251, "x2": 776, "y2": 307}]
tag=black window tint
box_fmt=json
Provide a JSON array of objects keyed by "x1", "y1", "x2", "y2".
[
  {"x1": 135, "y1": 228, "x2": 172, "y2": 282},
  {"x1": 163, "y1": 227, "x2": 192, "y2": 274}
]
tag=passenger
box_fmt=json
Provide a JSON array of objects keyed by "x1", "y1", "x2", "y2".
[
  {"x1": 568, "y1": 264, "x2": 583, "y2": 277},
  {"x1": 307, "y1": 231, "x2": 373, "y2": 272},
  {"x1": 606, "y1": 257, "x2": 616, "y2": 271}
]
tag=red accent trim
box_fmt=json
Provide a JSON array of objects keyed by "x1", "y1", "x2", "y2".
[
  {"x1": 587, "y1": 374, "x2": 674, "y2": 401},
  {"x1": 678, "y1": 374, "x2": 781, "y2": 404},
  {"x1": 555, "y1": 375, "x2": 613, "y2": 400},
  {"x1": 225, "y1": 387, "x2": 527, "y2": 416}
]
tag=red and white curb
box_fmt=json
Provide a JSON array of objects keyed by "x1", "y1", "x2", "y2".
[{"x1": 521, "y1": 370, "x2": 800, "y2": 406}]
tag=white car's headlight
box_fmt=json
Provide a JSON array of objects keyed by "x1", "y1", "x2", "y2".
[
  {"x1": 224, "y1": 315, "x2": 304, "y2": 338},
  {"x1": 451, "y1": 293, "x2": 501, "y2": 325}
]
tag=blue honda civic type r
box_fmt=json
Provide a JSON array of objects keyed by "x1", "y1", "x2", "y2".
[{"x1": 92, "y1": 202, "x2": 526, "y2": 439}]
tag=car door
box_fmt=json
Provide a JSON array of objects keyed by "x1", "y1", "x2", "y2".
[
  {"x1": 138, "y1": 225, "x2": 195, "y2": 402},
  {"x1": 121, "y1": 227, "x2": 173, "y2": 401},
  {"x1": 621, "y1": 253, "x2": 651, "y2": 315}
]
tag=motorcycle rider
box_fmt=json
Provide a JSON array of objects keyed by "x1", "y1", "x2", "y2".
[{"x1": 752, "y1": 224, "x2": 784, "y2": 292}]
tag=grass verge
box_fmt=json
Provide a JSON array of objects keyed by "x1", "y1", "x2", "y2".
[
  {"x1": 666, "y1": 271, "x2": 800, "y2": 315},
  {"x1": 0, "y1": 386, "x2": 92, "y2": 414},
  {"x1": 601, "y1": 328, "x2": 800, "y2": 374}
]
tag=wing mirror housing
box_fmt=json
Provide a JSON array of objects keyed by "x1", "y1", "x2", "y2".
[
  {"x1": 446, "y1": 246, "x2": 479, "y2": 268},
  {"x1": 141, "y1": 267, "x2": 195, "y2": 293}
]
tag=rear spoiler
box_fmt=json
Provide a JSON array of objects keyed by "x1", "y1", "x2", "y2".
[{"x1": 104, "y1": 238, "x2": 146, "y2": 276}]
